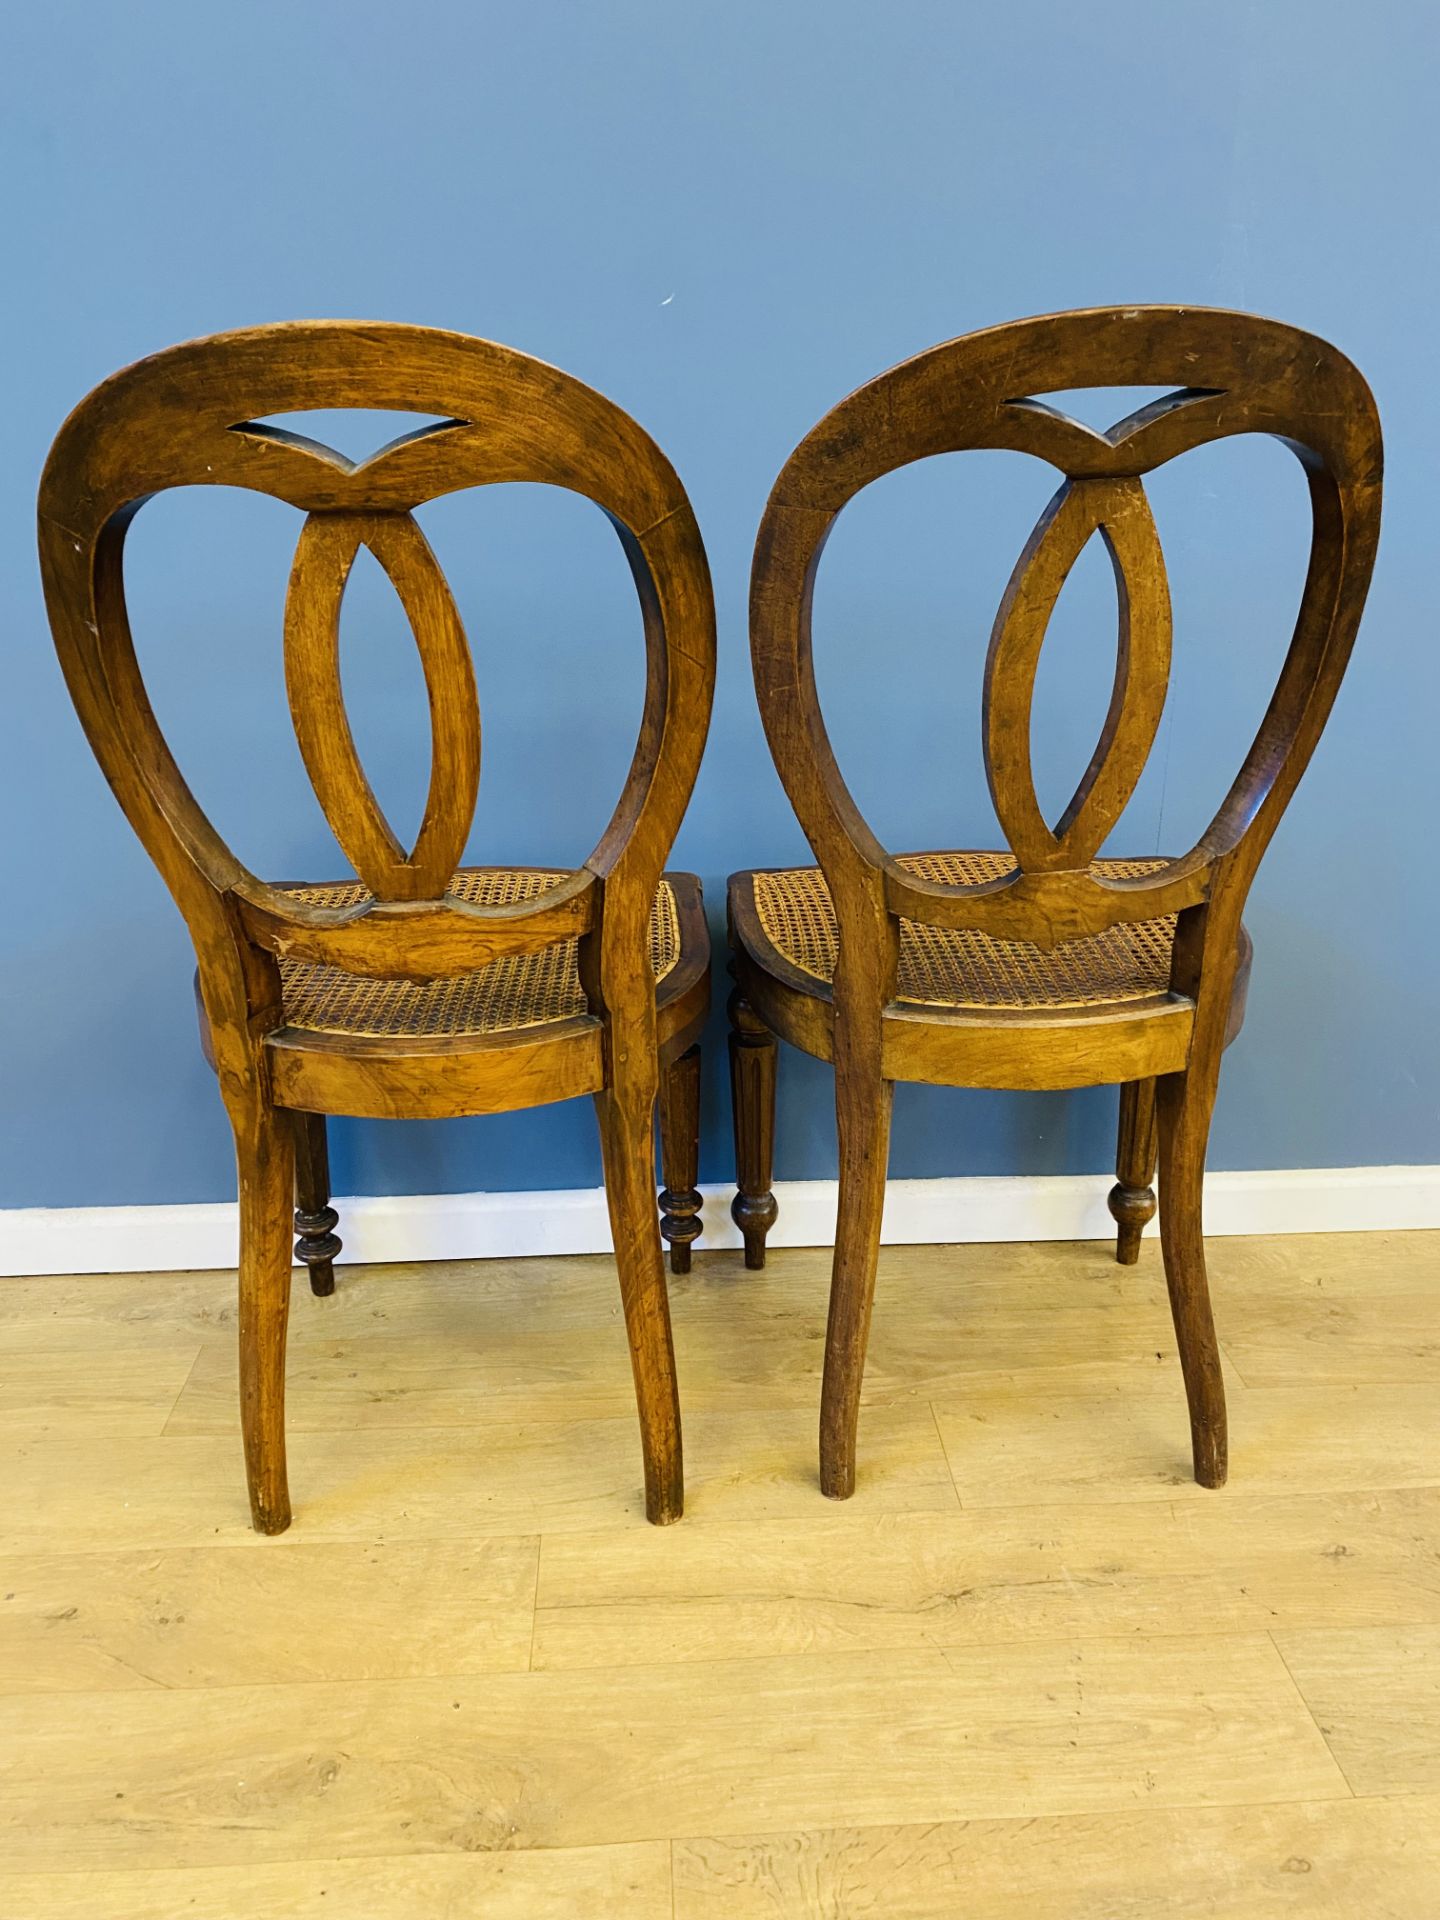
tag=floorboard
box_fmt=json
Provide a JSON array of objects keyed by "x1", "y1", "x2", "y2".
[{"x1": 1, "y1": 1228, "x2": 1436, "y2": 1914}]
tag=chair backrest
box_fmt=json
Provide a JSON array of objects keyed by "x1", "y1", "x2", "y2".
[
  {"x1": 39, "y1": 323, "x2": 714, "y2": 1052},
  {"x1": 750, "y1": 307, "x2": 1381, "y2": 1002}
]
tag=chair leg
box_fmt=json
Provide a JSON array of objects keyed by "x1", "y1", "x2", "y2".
[
  {"x1": 1108, "y1": 1078, "x2": 1158, "y2": 1265},
  {"x1": 657, "y1": 1044, "x2": 703, "y2": 1276},
  {"x1": 819, "y1": 1057, "x2": 894, "y2": 1500},
  {"x1": 595, "y1": 1073, "x2": 684, "y2": 1524},
  {"x1": 728, "y1": 976, "x2": 779, "y2": 1269},
  {"x1": 1156, "y1": 1067, "x2": 1227, "y2": 1489},
  {"x1": 231, "y1": 1100, "x2": 295, "y2": 1534},
  {"x1": 293, "y1": 1111, "x2": 340, "y2": 1297}
]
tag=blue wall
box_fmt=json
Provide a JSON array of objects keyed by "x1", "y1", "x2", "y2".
[{"x1": 3, "y1": 0, "x2": 1436, "y2": 1209}]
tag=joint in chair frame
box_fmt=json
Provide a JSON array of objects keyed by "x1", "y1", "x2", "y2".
[
  {"x1": 39, "y1": 322, "x2": 715, "y2": 1533},
  {"x1": 727, "y1": 305, "x2": 1382, "y2": 1500}
]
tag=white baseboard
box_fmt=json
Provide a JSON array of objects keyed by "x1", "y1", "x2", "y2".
[{"x1": 1, "y1": 1166, "x2": 1436, "y2": 1279}]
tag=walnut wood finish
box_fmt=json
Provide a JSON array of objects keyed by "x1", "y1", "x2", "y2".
[
  {"x1": 40, "y1": 323, "x2": 715, "y2": 1532},
  {"x1": 1109, "y1": 1078, "x2": 1159, "y2": 1265},
  {"x1": 292, "y1": 1112, "x2": 340, "y2": 1298},
  {"x1": 735, "y1": 306, "x2": 1381, "y2": 1500},
  {"x1": 726, "y1": 963, "x2": 779, "y2": 1269},
  {"x1": 658, "y1": 1045, "x2": 703, "y2": 1276}
]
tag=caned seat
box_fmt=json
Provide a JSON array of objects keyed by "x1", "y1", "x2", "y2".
[
  {"x1": 272, "y1": 869, "x2": 696, "y2": 1039},
  {"x1": 737, "y1": 853, "x2": 1213, "y2": 1013},
  {"x1": 729, "y1": 850, "x2": 1252, "y2": 1092},
  {"x1": 728, "y1": 306, "x2": 1380, "y2": 1504},
  {"x1": 42, "y1": 322, "x2": 715, "y2": 1534},
  {"x1": 196, "y1": 869, "x2": 708, "y2": 1064}
]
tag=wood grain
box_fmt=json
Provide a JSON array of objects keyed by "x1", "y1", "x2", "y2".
[
  {"x1": 657, "y1": 1042, "x2": 703, "y2": 1274},
  {"x1": 1109, "y1": 1075, "x2": 1158, "y2": 1262},
  {"x1": 0, "y1": 1536, "x2": 537, "y2": 1693},
  {"x1": 292, "y1": 1109, "x2": 339, "y2": 1295},
  {"x1": 532, "y1": 1487, "x2": 1440, "y2": 1671},
  {"x1": 0, "y1": 1235, "x2": 1316, "y2": 1356},
  {"x1": 673, "y1": 1794, "x2": 1440, "y2": 1919},
  {"x1": 161, "y1": 1299, "x2": 1240, "y2": 1431},
  {"x1": 282, "y1": 508, "x2": 480, "y2": 902},
  {"x1": 1276, "y1": 1626, "x2": 1440, "y2": 1796},
  {"x1": 0, "y1": 1229, "x2": 1436, "y2": 1910},
  {"x1": 983, "y1": 476, "x2": 1172, "y2": 875},
  {"x1": 0, "y1": 1254, "x2": 674, "y2": 1355},
  {"x1": 727, "y1": 972, "x2": 780, "y2": 1265},
  {"x1": 0, "y1": 1843, "x2": 673, "y2": 1920},
  {"x1": 0, "y1": 1346, "x2": 199, "y2": 1435},
  {"x1": 38, "y1": 321, "x2": 716, "y2": 1528},
  {"x1": 932, "y1": 1380, "x2": 1440, "y2": 1508},
  {"x1": 0, "y1": 1637, "x2": 1343, "y2": 1871},
  {"x1": 1222, "y1": 1279, "x2": 1440, "y2": 1386},
  {"x1": 0, "y1": 1399, "x2": 957, "y2": 1555},
  {"x1": 736, "y1": 305, "x2": 1383, "y2": 1497}
]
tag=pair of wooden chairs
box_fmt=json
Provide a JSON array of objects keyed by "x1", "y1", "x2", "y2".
[{"x1": 39, "y1": 309, "x2": 1381, "y2": 1533}]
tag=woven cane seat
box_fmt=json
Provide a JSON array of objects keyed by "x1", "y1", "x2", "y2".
[
  {"x1": 736, "y1": 852, "x2": 1186, "y2": 1012},
  {"x1": 275, "y1": 868, "x2": 683, "y2": 1040}
]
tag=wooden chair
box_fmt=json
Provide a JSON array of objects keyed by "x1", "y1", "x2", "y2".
[
  {"x1": 727, "y1": 306, "x2": 1381, "y2": 1499},
  {"x1": 39, "y1": 322, "x2": 715, "y2": 1532}
]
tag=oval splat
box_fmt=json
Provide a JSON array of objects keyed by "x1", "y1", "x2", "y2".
[
  {"x1": 983, "y1": 476, "x2": 1171, "y2": 873},
  {"x1": 284, "y1": 509, "x2": 480, "y2": 900}
]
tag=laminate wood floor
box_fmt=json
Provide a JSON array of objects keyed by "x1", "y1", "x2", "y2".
[{"x1": 1, "y1": 1229, "x2": 1436, "y2": 1916}]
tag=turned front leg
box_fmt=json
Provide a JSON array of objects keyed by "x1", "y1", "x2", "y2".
[
  {"x1": 658, "y1": 1043, "x2": 703, "y2": 1275},
  {"x1": 293, "y1": 1111, "x2": 341, "y2": 1296},
  {"x1": 727, "y1": 976, "x2": 778, "y2": 1269},
  {"x1": 1108, "y1": 1078, "x2": 1158, "y2": 1265}
]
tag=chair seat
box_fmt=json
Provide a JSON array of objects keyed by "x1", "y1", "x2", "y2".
[
  {"x1": 734, "y1": 851, "x2": 1200, "y2": 1011},
  {"x1": 195, "y1": 867, "x2": 710, "y2": 1120},
  {"x1": 195, "y1": 864, "x2": 710, "y2": 1090},
  {"x1": 728, "y1": 852, "x2": 1249, "y2": 1092},
  {"x1": 275, "y1": 867, "x2": 688, "y2": 1039}
]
